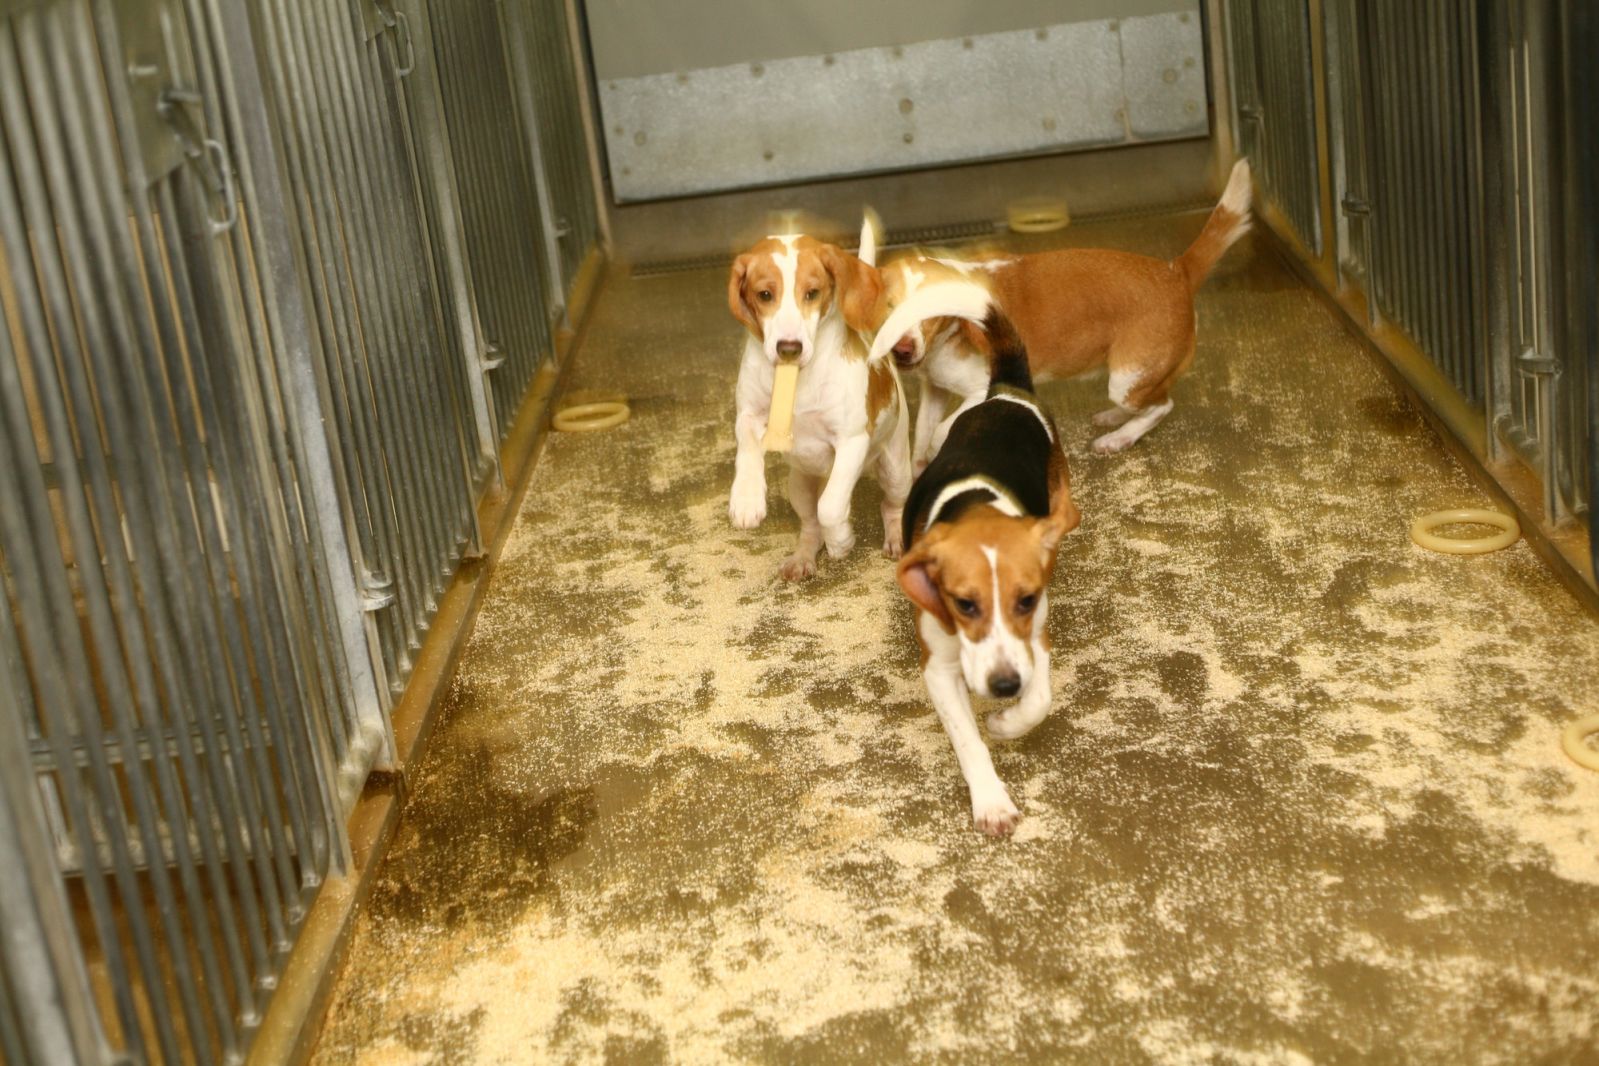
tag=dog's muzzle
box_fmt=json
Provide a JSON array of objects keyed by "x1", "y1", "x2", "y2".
[{"x1": 891, "y1": 337, "x2": 921, "y2": 367}]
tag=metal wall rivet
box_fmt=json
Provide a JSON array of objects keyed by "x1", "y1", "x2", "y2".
[
  {"x1": 902, "y1": 132, "x2": 914, "y2": 144},
  {"x1": 763, "y1": 149, "x2": 774, "y2": 161},
  {"x1": 1035, "y1": 28, "x2": 1048, "y2": 41},
  {"x1": 899, "y1": 98, "x2": 913, "y2": 114},
  {"x1": 750, "y1": 63, "x2": 763, "y2": 76},
  {"x1": 1043, "y1": 116, "x2": 1057, "y2": 131},
  {"x1": 962, "y1": 37, "x2": 973, "y2": 49},
  {"x1": 1185, "y1": 100, "x2": 1199, "y2": 114},
  {"x1": 1185, "y1": 56, "x2": 1196, "y2": 68},
  {"x1": 676, "y1": 72, "x2": 689, "y2": 83},
  {"x1": 824, "y1": 54, "x2": 835, "y2": 66},
  {"x1": 1163, "y1": 68, "x2": 1178, "y2": 84},
  {"x1": 891, "y1": 45, "x2": 903, "y2": 58},
  {"x1": 1180, "y1": 11, "x2": 1190, "y2": 22},
  {"x1": 633, "y1": 131, "x2": 646, "y2": 146},
  {"x1": 1109, "y1": 19, "x2": 1120, "y2": 31},
  {"x1": 613, "y1": 125, "x2": 623, "y2": 135}
]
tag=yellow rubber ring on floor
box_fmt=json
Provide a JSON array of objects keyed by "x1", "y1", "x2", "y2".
[
  {"x1": 552, "y1": 400, "x2": 629, "y2": 433},
  {"x1": 1562, "y1": 714, "x2": 1599, "y2": 772},
  {"x1": 1007, "y1": 197, "x2": 1070, "y2": 233},
  {"x1": 1409, "y1": 508, "x2": 1519, "y2": 555}
]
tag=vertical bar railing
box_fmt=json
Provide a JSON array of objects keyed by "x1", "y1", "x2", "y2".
[
  {"x1": 1229, "y1": 0, "x2": 1593, "y2": 547},
  {"x1": 1226, "y1": 0, "x2": 1322, "y2": 255},
  {"x1": 1, "y1": 0, "x2": 603, "y2": 1061},
  {"x1": 421, "y1": 0, "x2": 557, "y2": 434}
]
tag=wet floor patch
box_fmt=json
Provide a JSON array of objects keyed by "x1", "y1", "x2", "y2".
[{"x1": 314, "y1": 217, "x2": 1599, "y2": 1064}]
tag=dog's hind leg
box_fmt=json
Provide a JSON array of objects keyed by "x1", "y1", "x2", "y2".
[
  {"x1": 1092, "y1": 399, "x2": 1174, "y2": 454},
  {"x1": 779, "y1": 468, "x2": 824, "y2": 581},
  {"x1": 1092, "y1": 340, "x2": 1185, "y2": 454},
  {"x1": 877, "y1": 421, "x2": 912, "y2": 560}
]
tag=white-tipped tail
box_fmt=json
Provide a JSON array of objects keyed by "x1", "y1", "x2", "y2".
[
  {"x1": 1174, "y1": 157, "x2": 1254, "y2": 290},
  {"x1": 1220, "y1": 157, "x2": 1252, "y2": 217},
  {"x1": 858, "y1": 207, "x2": 883, "y2": 267},
  {"x1": 867, "y1": 280, "x2": 993, "y2": 362}
]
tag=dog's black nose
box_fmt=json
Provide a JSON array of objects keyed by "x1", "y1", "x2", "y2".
[
  {"x1": 776, "y1": 340, "x2": 802, "y2": 358},
  {"x1": 989, "y1": 672, "x2": 1021, "y2": 698}
]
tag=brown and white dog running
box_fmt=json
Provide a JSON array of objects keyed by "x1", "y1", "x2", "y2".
[
  {"x1": 727, "y1": 219, "x2": 912, "y2": 579},
  {"x1": 872, "y1": 280, "x2": 1080, "y2": 836},
  {"x1": 882, "y1": 159, "x2": 1252, "y2": 466}
]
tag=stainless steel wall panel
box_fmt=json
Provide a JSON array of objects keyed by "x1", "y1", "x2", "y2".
[{"x1": 599, "y1": 11, "x2": 1208, "y2": 201}]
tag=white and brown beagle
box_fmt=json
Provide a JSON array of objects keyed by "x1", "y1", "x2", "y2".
[
  {"x1": 882, "y1": 158, "x2": 1252, "y2": 464},
  {"x1": 872, "y1": 281, "x2": 1081, "y2": 837},
  {"x1": 727, "y1": 220, "x2": 912, "y2": 580}
]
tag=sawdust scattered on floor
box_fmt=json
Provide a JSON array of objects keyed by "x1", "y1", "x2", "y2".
[{"x1": 314, "y1": 218, "x2": 1599, "y2": 1065}]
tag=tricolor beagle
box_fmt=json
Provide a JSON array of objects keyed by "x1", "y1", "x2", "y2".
[
  {"x1": 871, "y1": 281, "x2": 1081, "y2": 836},
  {"x1": 881, "y1": 158, "x2": 1252, "y2": 464},
  {"x1": 727, "y1": 219, "x2": 912, "y2": 580}
]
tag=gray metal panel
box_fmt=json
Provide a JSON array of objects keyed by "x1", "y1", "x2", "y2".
[
  {"x1": 584, "y1": 0, "x2": 1197, "y2": 79},
  {"x1": 601, "y1": 12, "x2": 1208, "y2": 201},
  {"x1": 1119, "y1": 9, "x2": 1207, "y2": 138}
]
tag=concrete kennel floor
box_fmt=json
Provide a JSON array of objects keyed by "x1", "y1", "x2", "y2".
[{"x1": 313, "y1": 213, "x2": 1599, "y2": 1064}]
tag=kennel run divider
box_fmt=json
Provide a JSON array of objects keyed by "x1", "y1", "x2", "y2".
[
  {"x1": 1221, "y1": 0, "x2": 1597, "y2": 582},
  {"x1": 0, "y1": 0, "x2": 602, "y2": 1061}
]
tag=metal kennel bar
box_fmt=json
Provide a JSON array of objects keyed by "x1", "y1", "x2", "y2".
[
  {"x1": 0, "y1": 0, "x2": 355, "y2": 1057},
  {"x1": 1224, "y1": 0, "x2": 1321, "y2": 256},
  {"x1": 505, "y1": 0, "x2": 603, "y2": 292},
  {"x1": 0, "y1": 0, "x2": 602, "y2": 1059},
  {"x1": 250, "y1": 0, "x2": 486, "y2": 702},
  {"x1": 1572, "y1": 2, "x2": 1599, "y2": 581},
  {"x1": 423, "y1": 0, "x2": 558, "y2": 434},
  {"x1": 1325, "y1": 0, "x2": 1486, "y2": 405}
]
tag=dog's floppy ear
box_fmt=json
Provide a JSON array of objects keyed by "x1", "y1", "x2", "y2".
[
  {"x1": 1034, "y1": 451, "x2": 1081, "y2": 565},
  {"x1": 897, "y1": 530, "x2": 952, "y2": 629},
  {"x1": 957, "y1": 318, "x2": 993, "y2": 356},
  {"x1": 728, "y1": 254, "x2": 760, "y2": 335},
  {"x1": 819, "y1": 244, "x2": 885, "y2": 334}
]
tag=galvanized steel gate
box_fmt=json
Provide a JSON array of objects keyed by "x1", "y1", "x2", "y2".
[
  {"x1": 0, "y1": 0, "x2": 600, "y2": 1061},
  {"x1": 1223, "y1": 0, "x2": 1596, "y2": 558}
]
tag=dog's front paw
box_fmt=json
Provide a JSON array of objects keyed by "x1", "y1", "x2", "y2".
[
  {"x1": 986, "y1": 705, "x2": 1042, "y2": 740},
  {"x1": 728, "y1": 480, "x2": 767, "y2": 528},
  {"x1": 778, "y1": 552, "x2": 817, "y2": 581},
  {"x1": 971, "y1": 789, "x2": 1022, "y2": 837},
  {"x1": 882, "y1": 526, "x2": 904, "y2": 560},
  {"x1": 823, "y1": 525, "x2": 855, "y2": 559}
]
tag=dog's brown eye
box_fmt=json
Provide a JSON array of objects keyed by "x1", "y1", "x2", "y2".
[
  {"x1": 805, "y1": 288, "x2": 820, "y2": 301},
  {"x1": 1016, "y1": 593, "x2": 1038, "y2": 614},
  {"x1": 952, "y1": 597, "x2": 979, "y2": 617},
  {"x1": 757, "y1": 290, "x2": 773, "y2": 303}
]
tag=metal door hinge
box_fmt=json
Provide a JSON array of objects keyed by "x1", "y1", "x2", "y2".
[
  {"x1": 1517, "y1": 347, "x2": 1559, "y2": 377},
  {"x1": 359, "y1": 572, "x2": 395, "y2": 611},
  {"x1": 157, "y1": 89, "x2": 238, "y2": 235}
]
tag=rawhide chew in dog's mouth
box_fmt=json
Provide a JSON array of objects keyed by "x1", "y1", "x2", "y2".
[{"x1": 761, "y1": 361, "x2": 799, "y2": 452}]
